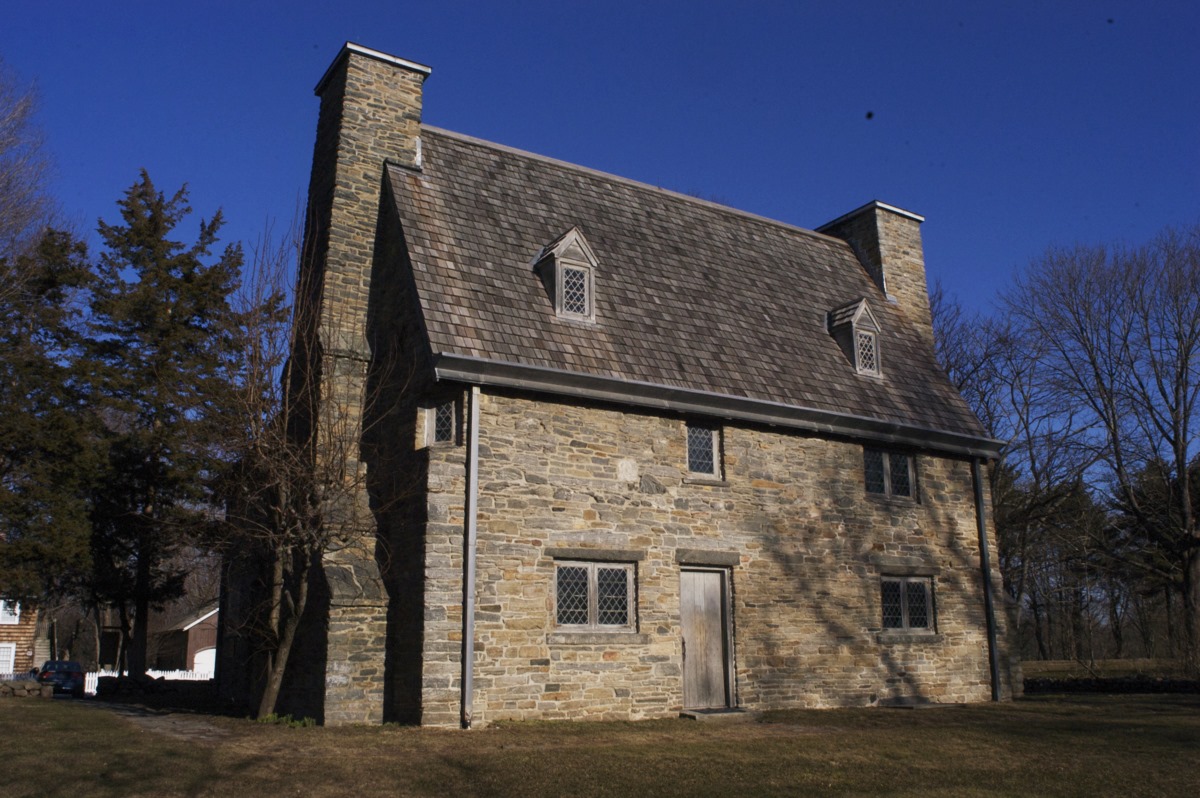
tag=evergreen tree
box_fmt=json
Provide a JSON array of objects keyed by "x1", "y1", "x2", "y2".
[
  {"x1": 87, "y1": 172, "x2": 251, "y2": 674},
  {"x1": 0, "y1": 230, "x2": 95, "y2": 602}
]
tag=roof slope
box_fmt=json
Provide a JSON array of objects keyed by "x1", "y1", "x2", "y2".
[{"x1": 386, "y1": 127, "x2": 987, "y2": 442}]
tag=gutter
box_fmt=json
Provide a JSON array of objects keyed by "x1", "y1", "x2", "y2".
[
  {"x1": 461, "y1": 386, "x2": 481, "y2": 728},
  {"x1": 972, "y1": 458, "x2": 1002, "y2": 701},
  {"x1": 434, "y1": 354, "x2": 1003, "y2": 459}
]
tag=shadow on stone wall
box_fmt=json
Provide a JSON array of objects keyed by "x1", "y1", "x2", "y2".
[
  {"x1": 364, "y1": 178, "x2": 436, "y2": 724},
  {"x1": 752, "y1": 450, "x2": 1006, "y2": 707}
]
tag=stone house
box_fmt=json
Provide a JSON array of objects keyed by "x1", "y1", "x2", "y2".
[{"x1": 219, "y1": 42, "x2": 1016, "y2": 727}]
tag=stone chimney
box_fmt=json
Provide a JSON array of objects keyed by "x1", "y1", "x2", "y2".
[
  {"x1": 300, "y1": 43, "x2": 431, "y2": 358},
  {"x1": 817, "y1": 201, "x2": 933, "y2": 349},
  {"x1": 289, "y1": 44, "x2": 430, "y2": 727}
]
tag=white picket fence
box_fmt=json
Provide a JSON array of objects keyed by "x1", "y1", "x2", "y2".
[{"x1": 84, "y1": 669, "x2": 213, "y2": 695}]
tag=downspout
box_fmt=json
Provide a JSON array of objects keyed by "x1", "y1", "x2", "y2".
[
  {"x1": 461, "y1": 386, "x2": 481, "y2": 728},
  {"x1": 972, "y1": 457, "x2": 1001, "y2": 701}
]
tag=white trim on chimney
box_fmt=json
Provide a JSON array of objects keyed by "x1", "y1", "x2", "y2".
[
  {"x1": 817, "y1": 200, "x2": 925, "y2": 232},
  {"x1": 315, "y1": 42, "x2": 432, "y2": 95}
]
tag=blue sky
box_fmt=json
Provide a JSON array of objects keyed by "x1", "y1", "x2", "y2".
[{"x1": 2, "y1": 1, "x2": 1196, "y2": 312}]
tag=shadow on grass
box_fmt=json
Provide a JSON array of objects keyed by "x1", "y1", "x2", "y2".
[{"x1": 5, "y1": 676, "x2": 1198, "y2": 798}]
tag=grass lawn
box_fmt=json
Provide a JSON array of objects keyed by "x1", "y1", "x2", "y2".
[{"x1": 3, "y1": 694, "x2": 1198, "y2": 797}]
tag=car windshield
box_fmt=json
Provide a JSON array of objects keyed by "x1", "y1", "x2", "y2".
[{"x1": 42, "y1": 661, "x2": 83, "y2": 672}]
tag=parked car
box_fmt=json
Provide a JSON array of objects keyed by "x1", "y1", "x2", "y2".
[{"x1": 37, "y1": 661, "x2": 86, "y2": 697}]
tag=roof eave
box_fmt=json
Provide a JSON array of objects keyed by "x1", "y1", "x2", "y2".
[{"x1": 434, "y1": 353, "x2": 1003, "y2": 459}]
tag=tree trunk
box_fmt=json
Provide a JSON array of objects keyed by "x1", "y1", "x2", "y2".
[
  {"x1": 1165, "y1": 585, "x2": 1176, "y2": 658},
  {"x1": 117, "y1": 602, "x2": 130, "y2": 673},
  {"x1": 257, "y1": 553, "x2": 312, "y2": 718},
  {"x1": 92, "y1": 608, "x2": 103, "y2": 669},
  {"x1": 1107, "y1": 588, "x2": 1125, "y2": 658},
  {"x1": 1031, "y1": 592, "x2": 1050, "y2": 660},
  {"x1": 128, "y1": 547, "x2": 151, "y2": 675}
]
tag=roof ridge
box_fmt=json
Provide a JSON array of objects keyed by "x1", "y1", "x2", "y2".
[{"x1": 420, "y1": 125, "x2": 852, "y2": 250}]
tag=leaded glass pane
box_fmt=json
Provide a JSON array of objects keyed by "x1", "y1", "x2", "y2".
[
  {"x1": 857, "y1": 330, "x2": 878, "y2": 373},
  {"x1": 889, "y1": 453, "x2": 912, "y2": 497},
  {"x1": 906, "y1": 580, "x2": 930, "y2": 628},
  {"x1": 688, "y1": 425, "x2": 715, "y2": 475},
  {"x1": 864, "y1": 449, "x2": 886, "y2": 494},
  {"x1": 433, "y1": 402, "x2": 454, "y2": 443},
  {"x1": 556, "y1": 566, "x2": 589, "y2": 625},
  {"x1": 597, "y1": 567, "x2": 629, "y2": 626},
  {"x1": 881, "y1": 581, "x2": 903, "y2": 628},
  {"x1": 562, "y1": 267, "x2": 589, "y2": 315}
]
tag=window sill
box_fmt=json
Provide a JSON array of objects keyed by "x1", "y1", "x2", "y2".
[
  {"x1": 876, "y1": 631, "x2": 943, "y2": 644},
  {"x1": 554, "y1": 315, "x2": 597, "y2": 327},
  {"x1": 548, "y1": 631, "x2": 649, "y2": 646},
  {"x1": 683, "y1": 476, "x2": 729, "y2": 487},
  {"x1": 865, "y1": 491, "x2": 918, "y2": 506}
]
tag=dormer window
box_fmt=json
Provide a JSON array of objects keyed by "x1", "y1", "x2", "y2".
[
  {"x1": 829, "y1": 298, "x2": 882, "y2": 376},
  {"x1": 856, "y1": 329, "x2": 879, "y2": 374},
  {"x1": 561, "y1": 265, "x2": 590, "y2": 316},
  {"x1": 533, "y1": 226, "x2": 597, "y2": 322}
]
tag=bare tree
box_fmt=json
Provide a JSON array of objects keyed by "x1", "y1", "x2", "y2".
[
  {"x1": 219, "y1": 223, "x2": 411, "y2": 718},
  {"x1": 0, "y1": 58, "x2": 55, "y2": 263},
  {"x1": 931, "y1": 286, "x2": 1091, "y2": 654},
  {"x1": 1006, "y1": 226, "x2": 1200, "y2": 667}
]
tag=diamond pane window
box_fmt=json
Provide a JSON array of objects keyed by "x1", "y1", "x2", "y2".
[
  {"x1": 864, "y1": 448, "x2": 915, "y2": 499},
  {"x1": 687, "y1": 424, "x2": 718, "y2": 476},
  {"x1": 856, "y1": 330, "x2": 879, "y2": 374},
  {"x1": 555, "y1": 562, "x2": 635, "y2": 630},
  {"x1": 432, "y1": 401, "x2": 455, "y2": 444},
  {"x1": 829, "y1": 299, "x2": 882, "y2": 377},
  {"x1": 881, "y1": 577, "x2": 933, "y2": 631},
  {"x1": 561, "y1": 266, "x2": 589, "y2": 317},
  {"x1": 556, "y1": 566, "x2": 590, "y2": 626},
  {"x1": 864, "y1": 449, "x2": 886, "y2": 494},
  {"x1": 906, "y1": 581, "x2": 930, "y2": 628},
  {"x1": 889, "y1": 453, "x2": 912, "y2": 497},
  {"x1": 881, "y1": 581, "x2": 903, "y2": 628},
  {"x1": 537, "y1": 229, "x2": 599, "y2": 323},
  {"x1": 597, "y1": 568, "x2": 630, "y2": 626}
]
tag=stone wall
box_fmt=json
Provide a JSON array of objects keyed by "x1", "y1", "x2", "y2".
[
  {"x1": 409, "y1": 389, "x2": 1012, "y2": 726},
  {"x1": 0, "y1": 680, "x2": 53, "y2": 698}
]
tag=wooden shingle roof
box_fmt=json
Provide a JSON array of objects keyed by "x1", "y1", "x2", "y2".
[{"x1": 386, "y1": 126, "x2": 995, "y2": 454}]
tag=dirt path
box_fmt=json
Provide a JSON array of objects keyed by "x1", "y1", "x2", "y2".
[{"x1": 76, "y1": 700, "x2": 231, "y2": 743}]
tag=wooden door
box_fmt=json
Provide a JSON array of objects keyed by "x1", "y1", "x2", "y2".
[{"x1": 680, "y1": 569, "x2": 730, "y2": 709}]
